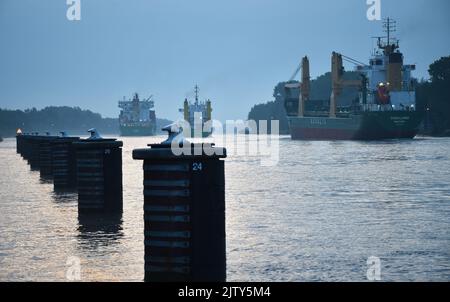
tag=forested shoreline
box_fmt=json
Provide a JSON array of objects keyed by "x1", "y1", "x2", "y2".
[{"x1": 0, "y1": 106, "x2": 171, "y2": 137}]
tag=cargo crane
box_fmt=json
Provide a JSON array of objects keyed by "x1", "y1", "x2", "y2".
[
  {"x1": 330, "y1": 52, "x2": 364, "y2": 117},
  {"x1": 285, "y1": 57, "x2": 310, "y2": 117},
  {"x1": 289, "y1": 63, "x2": 302, "y2": 82}
]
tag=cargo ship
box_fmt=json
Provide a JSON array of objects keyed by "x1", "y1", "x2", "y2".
[
  {"x1": 179, "y1": 85, "x2": 213, "y2": 138},
  {"x1": 118, "y1": 93, "x2": 156, "y2": 136},
  {"x1": 284, "y1": 18, "x2": 423, "y2": 140}
]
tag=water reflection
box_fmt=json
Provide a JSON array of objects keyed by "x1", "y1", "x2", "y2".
[
  {"x1": 39, "y1": 176, "x2": 53, "y2": 184},
  {"x1": 77, "y1": 212, "x2": 124, "y2": 251},
  {"x1": 51, "y1": 191, "x2": 77, "y2": 203},
  {"x1": 2, "y1": 136, "x2": 450, "y2": 281}
]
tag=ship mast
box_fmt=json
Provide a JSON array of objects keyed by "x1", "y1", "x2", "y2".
[
  {"x1": 380, "y1": 17, "x2": 398, "y2": 55},
  {"x1": 385, "y1": 17, "x2": 393, "y2": 46},
  {"x1": 194, "y1": 84, "x2": 199, "y2": 104}
]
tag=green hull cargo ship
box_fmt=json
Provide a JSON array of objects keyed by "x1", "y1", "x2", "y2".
[
  {"x1": 284, "y1": 18, "x2": 423, "y2": 140},
  {"x1": 118, "y1": 93, "x2": 156, "y2": 137},
  {"x1": 288, "y1": 111, "x2": 422, "y2": 140}
]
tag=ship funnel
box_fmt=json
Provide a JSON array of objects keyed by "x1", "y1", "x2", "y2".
[
  {"x1": 87, "y1": 128, "x2": 103, "y2": 140},
  {"x1": 387, "y1": 52, "x2": 403, "y2": 91}
]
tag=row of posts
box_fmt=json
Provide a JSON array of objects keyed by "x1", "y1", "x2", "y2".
[
  {"x1": 16, "y1": 130, "x2": 123, "y2": 212},
  {"x1": 15, "y1": 127, "x2": 227, "y2": 282}
]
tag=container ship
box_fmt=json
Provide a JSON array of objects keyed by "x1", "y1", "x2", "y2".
[
  {"x1": 284, "y1": 18, "x2": 423, "y2": 140},
  {"x1": 179, "y1": 85, "x2": 213, "y2": 138},
  {"x1": 118, "y1": 93, "x2": 156, "y2": 136}
]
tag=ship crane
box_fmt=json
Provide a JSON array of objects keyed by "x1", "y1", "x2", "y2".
[
  {"x1": 341, "y1": 54, "x2": 365, "y2": 67},
  {"x1": 290, "y1": 53, "x2": 364, "y2": 118},
  {"x1": 289, "y1": 63, "x2": 302, "y2": 82},
  {"x1": 143, "y1": 95, "x2": 153, "y2": 102},
  {"x1": 286, "y1": 57, "x2": 310, "y2": 117},
  {"x1": 330, "y1": 52, "x2": 364, "y2": 118}
]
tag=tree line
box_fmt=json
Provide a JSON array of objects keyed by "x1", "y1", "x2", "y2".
[
  {"x1": 416, "y1": 56, "x2": 450, "y2": 136},
  {"x1": 0, "y1": 106, "x2": 171, "y2": 137}
]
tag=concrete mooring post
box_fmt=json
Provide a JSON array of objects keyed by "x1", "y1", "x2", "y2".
[
  {"x1": 73, "y1": 129, "x2": 123, "y2": 213},
  {"x1": 38, "y1": 133, "x2": 58, "y2": 179},
  {"x1": 16, "y1": 131, "x2": 24, "y2": 155},
  {"x1": 133, "y1": 125, "x2": 227, "y2": 282},
  {"x1": 51, "y1": 132, "x2": 80, "y2": 192},
  {"x1": 27, "y1": 133, "x2": 42, "y2": 170}
]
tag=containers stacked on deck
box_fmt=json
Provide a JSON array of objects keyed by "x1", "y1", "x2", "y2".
[{"x1": 133, "y1": 127, "x2": 227, "y2": 282}]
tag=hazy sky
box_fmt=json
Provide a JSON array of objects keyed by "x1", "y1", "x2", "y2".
[{"x1": 0, "y1": 0, "x2": 449, "y2": 121}]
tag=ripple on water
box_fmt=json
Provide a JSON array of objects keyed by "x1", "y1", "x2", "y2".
[{"x1": 0, "y1": 137, "x2": 450, "y2": 281}]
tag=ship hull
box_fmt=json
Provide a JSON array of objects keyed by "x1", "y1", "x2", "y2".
[
  {"x1": 288, "y1": 111, "x2": 423, "y2": 140},
  {"x1": 119, "y1": 125, "x2": 156, "y2": 137}
]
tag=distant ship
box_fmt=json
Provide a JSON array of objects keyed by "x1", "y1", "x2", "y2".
[
  {"x1": 118, "y1": 93, "x2": 157, "y2": 136},
  {"x1": 179, "y1": 85, "x2": 213, "y2": 138},
  {"x1": 284, "y1": 18, "x2": 422, "y2": 140}
]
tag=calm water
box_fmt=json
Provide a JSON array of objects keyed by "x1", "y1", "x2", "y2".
[{"x1": 0, "y1": 136, "x2": 449, "y2": 282}]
